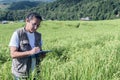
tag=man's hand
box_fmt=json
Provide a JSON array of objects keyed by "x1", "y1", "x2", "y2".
[{"x1": 30, "y1": 47, "x2": 40, "y2": 55}]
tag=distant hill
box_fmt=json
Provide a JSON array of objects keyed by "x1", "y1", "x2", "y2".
[
  {"x1": 0, "y1": 0, "x2": 120, "y2": 21},
  {"x1": 34, "y1": 0, "x2": 120, "y2": 20},
  {"x1": 0, "y1": 0, "x2": 56, "y2": 10},
  {"x1": 38, "y1": 0, "x2": 56, "y2": 2},
  {"x1": 0, "y1": 0, "x2": 56, "y2": 3},
  {"x1": 8, "y1": 1, "x2": 43, "y2": 10},
  {"x1": 0, "y1": 3, "x2": 9, "y2": 10}
]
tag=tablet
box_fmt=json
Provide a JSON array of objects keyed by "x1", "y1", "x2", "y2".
[
  {"x1": 36, "y1": 50, "x2": 52, "y2": 54},
  {"x1": 30, "y1": 50, "x2": 52, "y2": 57}
]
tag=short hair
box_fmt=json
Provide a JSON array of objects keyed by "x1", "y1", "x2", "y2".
[{"x1": 26, "y1": 12, "x2": 42, "y2": 21}]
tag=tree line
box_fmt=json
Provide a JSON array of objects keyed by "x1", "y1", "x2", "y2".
[{"x1": 0, "y1": 0, "x2": 120, "y2": 21}]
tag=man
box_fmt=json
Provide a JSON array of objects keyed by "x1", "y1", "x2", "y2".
[{"x1": 9, "y1": 12, "x2": 45, "y2": 80}]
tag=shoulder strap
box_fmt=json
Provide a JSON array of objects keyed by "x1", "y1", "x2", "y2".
[
  {"x1": 16, "y1": 28, "x2": 31, "y2": 51},
  {"x1": 34, "y1": 31, "x2": 41, "y2": 48},
  {"x1": 17, "y1": 27, "x2": 29, "y2": 42}
]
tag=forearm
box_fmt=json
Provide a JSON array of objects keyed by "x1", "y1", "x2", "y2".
[
  {"x1": 11, "y1": 50, "x2": 32, "y2": 58},
  {"x1": 10, "y1": 46, "x2": 40, "y2": 58}
]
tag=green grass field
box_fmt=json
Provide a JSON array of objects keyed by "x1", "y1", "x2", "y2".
[{"x1": 0, "y1": 20, "x2": 120, "y2": 80}]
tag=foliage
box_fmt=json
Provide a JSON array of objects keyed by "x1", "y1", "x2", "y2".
[
  {"x1": 1, "y1": 0, "x2": 120, "y2": 20},
  {"x1": 8, "y1": 1, "x2": 41, "y2": 10}
]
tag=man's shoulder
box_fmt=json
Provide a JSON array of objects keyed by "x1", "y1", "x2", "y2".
[
  {"x1": 15, "y1": 27, "x2": 25, "y2": 35},
  {"x1": 11, "y1": 27, "x2": 24, "y2": 36}
]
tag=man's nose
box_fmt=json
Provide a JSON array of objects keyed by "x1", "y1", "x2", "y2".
[{"x1": 33, "y1": 25, "x2": 38, "y2": 29}]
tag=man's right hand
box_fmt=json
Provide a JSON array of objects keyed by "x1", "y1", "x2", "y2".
[{"x1": 30, "y1": 47, "x2": 40, "y2": 55}]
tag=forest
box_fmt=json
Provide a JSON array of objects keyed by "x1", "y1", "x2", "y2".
[{"x1": 0, "y1": 0, "x2": 120, "y2": 21}]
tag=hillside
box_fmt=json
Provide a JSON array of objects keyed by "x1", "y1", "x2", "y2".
[
  {"x1": 0, "y1": 0, "x2": 56, "y2": 10},
  {"x1": 8, "y1": 1, "x2": 42, "y2": 10},
  {"x1": 38, "y1": 0, "x2": 120, "y2": 20},
  {"x1": 0, "y1": 0, "x2": 56, "y2": 3},
  {"x1": 0, "y1": 0, "x2": 120, "y2": 20},
  {"x1": 0, "y1": 4, "x2": 9, "y2": 10}
]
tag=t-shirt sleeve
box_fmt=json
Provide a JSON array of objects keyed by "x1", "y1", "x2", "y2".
[{"x1": 9, "y1": 31, "x2": 19, "y2": 48}]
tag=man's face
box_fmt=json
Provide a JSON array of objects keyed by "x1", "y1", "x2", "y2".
[{"x1": 26, "y1": 17, "x2": 41, "y2": 33}]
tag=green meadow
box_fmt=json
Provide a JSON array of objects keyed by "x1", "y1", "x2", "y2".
[{"x1": 0, "y1": 19, "x2": 120, "y2": 80}]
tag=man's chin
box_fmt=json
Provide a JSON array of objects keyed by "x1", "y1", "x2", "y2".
[
  {"x1": 30, "y1": 31, "x2": 35, "y2": 33},
  {"x1": 30, "y1": 29, "x2": 36, "y2": 33}
]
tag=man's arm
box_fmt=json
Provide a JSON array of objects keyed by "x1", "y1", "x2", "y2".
[{"x1": 10, "y1": 46, "x2": 40, "y2": 58}]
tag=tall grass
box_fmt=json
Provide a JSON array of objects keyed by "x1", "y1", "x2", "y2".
[{"x1": 0, "y1": 20, "x2": 120, "y2": 80}]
